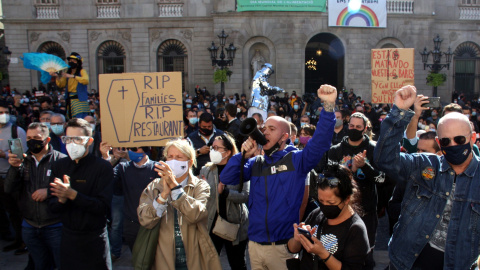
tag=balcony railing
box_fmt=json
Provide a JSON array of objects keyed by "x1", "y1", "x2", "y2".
[
  {"x1": 158, "y1": 3, "x2": 183, "y2": 17},
  {"x1": 387, "y1": 0, "x2": 414, "y2": 14},
  {"x1": 35, "y1": 5, "x2": 59, "y2": 19},
  {"x1": 97, "y1": 4, "x2": 121, "y2": 18},
  {"x1": 459, "y1": 1, "x2": 480, "y2": 20}
]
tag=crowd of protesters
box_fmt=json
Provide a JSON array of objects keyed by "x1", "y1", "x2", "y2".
[{"x1": 1, "y1": 64, "x2": 480, "y2": 270}]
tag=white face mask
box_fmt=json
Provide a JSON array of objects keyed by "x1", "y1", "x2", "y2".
[
  {"x1": 237, "y1": 108, "x2": 241, "y2": 113},
  {"x1": 66, "y1": 143, "x2": 87, "y2": 160},
  {"x1": 0, "y1": 114, "x2": 9, "y2": 124},
  {"x1": 166, "y1": 159, "x2": 189, "y2": 178},
  {"x1": 209, "y1": 149, "x2": 225, "y2": 164},
  {"x1": 90, "y1": 124, "x2": 96, "y2": 131}
]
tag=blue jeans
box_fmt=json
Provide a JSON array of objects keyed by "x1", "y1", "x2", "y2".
[
  {"x1": 22, "y1": 225, "x2": 62, "y2": 270},
  {"x1": 109, "y1": 195, "x2": 124, "y2": 257}
]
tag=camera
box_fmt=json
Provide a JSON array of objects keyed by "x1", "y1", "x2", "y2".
[{"x1": 302, "y1": 93, "x2": 316, "y2": 104}]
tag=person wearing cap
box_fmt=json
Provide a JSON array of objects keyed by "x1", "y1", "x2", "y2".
[{"x1": 51, "y1": 52, "x2": 90, "y2": 119}]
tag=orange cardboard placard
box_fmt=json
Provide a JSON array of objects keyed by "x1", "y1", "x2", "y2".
[
  {"x1": 371, "y1": 48, "x2": 415, "y2": 104},
  {"x1": 99, "y1": 72, "x2": 183, "y2": 147}
]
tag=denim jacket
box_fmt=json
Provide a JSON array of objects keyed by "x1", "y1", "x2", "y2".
[{"x1": 373, "y1": 105, "x2": 480, "y2": 270}]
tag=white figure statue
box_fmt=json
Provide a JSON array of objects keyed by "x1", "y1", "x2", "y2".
[{"x1": 251, "y1": 50, "x2": 265, "y2": 75}]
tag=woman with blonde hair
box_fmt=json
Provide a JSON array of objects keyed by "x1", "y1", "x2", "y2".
[
  {"x1": 137, "y1": 138, "x2": 221, "y2": 270},
  {"x1": 200, "y1": 133, "x2": 249, "y2": 270}
]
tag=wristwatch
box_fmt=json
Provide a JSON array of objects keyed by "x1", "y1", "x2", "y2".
[{"x1": 196, "y1": 149, "x2": 200, "y2": 156}]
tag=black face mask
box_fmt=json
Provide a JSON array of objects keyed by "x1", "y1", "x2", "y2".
[
  {"x1": 69, "y1": 62, "x2": 78, "y2": 69},
  {"x1": 441, "y1": 143, "x2": 472, "y2": 165},
  {"x1": 319, "y1": 201, "x2": 344, "y2": 219},
  {"x1": 264, "y1": 142, "x2": 280, "y2": 157},
  {"x1": 199, "y1": 128, "x2": 213, "y2": 136},
  {"x1": 348, "y1": 128, "x2": 364, "y2": 142},
  {"x1": 27, "y1": 139, "x2": 46, "y2": 154}
]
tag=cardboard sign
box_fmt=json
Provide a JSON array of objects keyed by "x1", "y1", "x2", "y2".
[
  {"x1": 371, "y1": 48, "x2": 414, "y2": 104},
  {"x1": 99, "y1": 72, "x2": 184, "y2": 147}
]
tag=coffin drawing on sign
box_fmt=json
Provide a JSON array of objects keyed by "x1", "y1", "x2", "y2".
[{"x1": 106, "y1": 79, "x2": 140, "y2": 143}]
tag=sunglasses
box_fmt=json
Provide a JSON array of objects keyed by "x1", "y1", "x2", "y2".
[
  {"x1": 438, "y1": 134, "x2": 470, "y2": 147},
  {"x1": 317, "y1": 174, "x2": 340, "y2": 187}
]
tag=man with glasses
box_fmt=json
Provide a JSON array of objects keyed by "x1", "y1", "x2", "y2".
[
  {"x1": 374, "y1": 85, "x2": 480, "y2": 269},
  {"x1": 48, "y1": 118, "x2": 113, "y2": 269},
  {"x1": 39, "y1": 110, "x2": 53, "y2": 130},
  {"x1": 0, "y1": 101, "x2": 27, "y2": 254}
]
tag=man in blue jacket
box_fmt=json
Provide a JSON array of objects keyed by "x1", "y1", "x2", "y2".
[
  {"x1": 374, "y1": 85, "x2": 480, "y2": 270},
  {"x1": 220, "y1": 84, "x2": 337, "y2": 270}
]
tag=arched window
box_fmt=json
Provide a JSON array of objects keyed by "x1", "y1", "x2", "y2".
[
  {"x1": 454, "y1": 42, "x2": 480, "y2": 97},
  {"x1": 37, "y1": 41, "x2": 66, "y2": 59},
  {"x1": 37, "y1": 41, "x2": 66, "y2": 88},
  {"x1": 157, "y1": 39, "x2": 187, "y2": 91},
  {"x1": 97, "y1": 40, "x2": 126, "y2": 74}
]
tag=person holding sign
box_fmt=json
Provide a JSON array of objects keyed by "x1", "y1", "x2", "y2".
[
  {"x1": 220, "y1": 84, "x2": 337, "y2": 270},
  {"x1": 50, "y1": 52, "x2": 90, "y2": 119},
  {"x1": 137, "y1": 138, "x2": 221, "y2": 270}
]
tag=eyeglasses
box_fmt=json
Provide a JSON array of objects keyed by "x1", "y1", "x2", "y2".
[
  {"x1": 438, "y1": 134, "x2": 471, "y2": 147},
  {"x1": 210, "y1": 146, "x2": 226, "y2": 152},
  {"x1": 61, "y1": 136, "x2": 90, "y2": 145},
  {"x1": 317, "y1": 174, "x2": 340, "y2": 187}
]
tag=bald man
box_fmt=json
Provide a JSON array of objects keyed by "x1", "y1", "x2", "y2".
[
  {"x1": 374, "y1": 85, "x2": 480, "y2": 270},
  {"x1": 221, "y1": 85, "x2": 337, "y2": 270}
]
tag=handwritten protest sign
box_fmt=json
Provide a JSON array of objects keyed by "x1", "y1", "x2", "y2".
[
  {"x1": 371, "y1": 48, "x2": 414, "y2": 104},
  {"x1": 99, "y1": 72, "x2": 183, "y2": 147}
]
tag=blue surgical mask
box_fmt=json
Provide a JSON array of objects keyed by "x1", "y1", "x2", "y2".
[
  {"x1": 300, "y1": 122, "x2": 307, "y2": 127},
  {"x1": 293, "y1": 105, "x2": 299, "y2": 110},
  {"x1": 473, "y1": 112, "x2": 477, "y2": 116},
  {"x1": 128, "y1": 151, "x2": 145, "y2": 163},
  {"x1": 294, "y1": 138, "x2": 299, "y2": 144},
  {"x1": 189, "y1": 117, "x2": 198, "y2": 125},
  {"x1": 43, "y1": 122, "x2": 51, "y2": 129},
  {"x1": 186, "y1": 104, "x2": 191, "y2": 109},
  {"x1": 51, "y1": 124, "x2": 64, "y2": 135}
]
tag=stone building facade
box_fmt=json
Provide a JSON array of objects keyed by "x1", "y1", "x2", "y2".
[{"x1": 1, "y1": 0, "x2": 479, "y2": 102}]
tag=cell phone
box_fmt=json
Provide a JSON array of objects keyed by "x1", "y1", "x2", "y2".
[
  {"x1": 422, "y1": 97, "x2": 441, "y2": 108},
  {"x1": 297, "y1": 227, "x2": 314, "y2": 244},
  {"x1": 8, "y1": 138, "x2": 24, "y2": 160}
]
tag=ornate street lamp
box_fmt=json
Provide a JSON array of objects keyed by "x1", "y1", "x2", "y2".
[
  {"x1": 208, "y1": 30, "x2": 236, "y2": 95},
  {"x1": 420, "y1": 34, "x2": 453, "y2": 97}
]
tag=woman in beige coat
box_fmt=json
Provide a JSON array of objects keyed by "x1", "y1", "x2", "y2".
[{"x1": 137, "y1": 139, "x2": 221, "y2": 270}]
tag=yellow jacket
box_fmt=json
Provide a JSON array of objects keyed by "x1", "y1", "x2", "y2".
[
  {"x1": 56, "y1": 69, "x2": 89, "y2": 94},
  {"x1": 137, "y1": 174, "x2": 222, "y2": 270}
]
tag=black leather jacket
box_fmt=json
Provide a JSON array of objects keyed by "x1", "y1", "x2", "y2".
[{"x1": 5, "y1": 147, "x2": 67, "y2": 227}]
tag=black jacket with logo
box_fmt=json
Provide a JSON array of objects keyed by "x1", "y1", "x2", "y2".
[{"x1": 5, "y1": 147, "x2": 67, "y2": 227}]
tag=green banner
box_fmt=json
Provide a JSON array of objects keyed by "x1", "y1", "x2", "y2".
[{"x1": 237, "y1": 0, "x2": 327, "y2": 12}]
